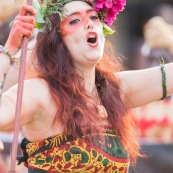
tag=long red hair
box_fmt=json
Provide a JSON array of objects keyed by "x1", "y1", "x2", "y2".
[{"x1": 33, "y1": 7, "x2": 141, "y2": 164}]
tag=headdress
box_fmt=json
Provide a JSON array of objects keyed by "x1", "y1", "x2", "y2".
[{"x1": 33, "y1": 0, "x2": 126, "y2": 35}]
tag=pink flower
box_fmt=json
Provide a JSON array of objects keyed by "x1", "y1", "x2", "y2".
[
  {"x1": 86, "y1": 0, "x2": 94, "y2": 2},
  {"x1": 87, "y1": 0, "x2": 126, "y2": 26},
  {"x1": 93, "y1": 2, "x2": 104, "y2": 11},
  {"x1": 104, "y1": 10, "x2": 117, "y2": 26},
  {"x1": 105, "y1": 1, "x2": 113, "y2": 8}
]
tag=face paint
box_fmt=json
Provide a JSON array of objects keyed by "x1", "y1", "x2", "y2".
[{"x1": 59, "y1": 9, "x2": 101, "y2": 36}]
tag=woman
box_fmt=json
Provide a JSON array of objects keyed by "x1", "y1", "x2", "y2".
[{"x1": 0, "y1": 0, "x2": 173, "y2": 172}]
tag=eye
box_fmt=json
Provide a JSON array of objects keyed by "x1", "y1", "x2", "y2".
[
  {"x1": 69, "y1": 19, "x2": 80, "y2": 25},
  {"x1": 90, "y1": 16, "x2": 99, "y2": 21}
]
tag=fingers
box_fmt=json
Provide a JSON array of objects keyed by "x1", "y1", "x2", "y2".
[
  {"x1": 19, "y1": 4, "x2": 36, "y2": 16},
  {"x1": 12, "y1": 24, "x2": 34, "y2": 39},
  {"x1": 10, "y1": 15, "x2": 35, "y2": 43},
  {"x1": 14, "y1": 4, "x2": 36, "y2": 37},
  {"x1": 14, "y1": 15, "x2": 35, "y2": 31},
  {"x1": 5, "y1": 5, "x2": 36, "y2": 53},
  {"x1": 17, "y1": 15, "x2": 36, "y2": 25}
]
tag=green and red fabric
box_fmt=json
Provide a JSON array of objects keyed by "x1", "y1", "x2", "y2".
[{"x1": 18, "y1": 126, "x2": 130, "y2": 173}]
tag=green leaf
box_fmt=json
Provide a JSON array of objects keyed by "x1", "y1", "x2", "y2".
[
  {"x1": 32, "y1": 0, "x2": 46, "y2": 31},
  {"x1": 39, "y1": 4, "x2": 47, "y2": 21},
  {"x1": 102, "y1": 22, "x2": 115, "y2": 36}
]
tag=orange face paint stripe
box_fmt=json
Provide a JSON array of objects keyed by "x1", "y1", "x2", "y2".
[{"x1": 60, "y1": 9, "x2": 101, "y2": 36}]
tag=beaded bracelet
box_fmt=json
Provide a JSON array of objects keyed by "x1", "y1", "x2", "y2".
[
  {"x1": 0, "y1": 45, "x2": 18, "y2": 63},
  {"x1": 159, "y1": 58, "x2": 167, "y2": 100}
]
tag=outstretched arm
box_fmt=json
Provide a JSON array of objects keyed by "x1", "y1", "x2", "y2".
[
  {"x1": 117, "y1": 63, "x2": 173, "y2": 108},
  {"x1": 118, "y1": 17, "x2": 173, "y2": 108}
]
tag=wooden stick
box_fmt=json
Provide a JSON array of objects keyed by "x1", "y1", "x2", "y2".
[{"x1": 9, "y1": 0, "x2": 33, "y2": 172}]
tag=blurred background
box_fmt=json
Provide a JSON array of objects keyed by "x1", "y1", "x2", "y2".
[
  {"x1": 0, "y1": 0, "x2": 173, "y2": 172},
  {"x1": 115, "y1": 0, "x2": 173, "y2": 172}
]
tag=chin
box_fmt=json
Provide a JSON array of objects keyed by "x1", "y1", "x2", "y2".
[
  {"x1": 86, "y1": 50, "x2": 103, "y2": 61},
  {"x1": 87, "y1": 55, "x2": 102, "y2": 63}
]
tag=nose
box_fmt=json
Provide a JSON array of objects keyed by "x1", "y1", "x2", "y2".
[{"x1": 85, "y1": 19, "x2": 94, "y2": 30}]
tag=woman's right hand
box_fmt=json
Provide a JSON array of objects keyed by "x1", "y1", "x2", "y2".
[{"x1": 5, "y1": 4, "x2": 36, "y2": 54}]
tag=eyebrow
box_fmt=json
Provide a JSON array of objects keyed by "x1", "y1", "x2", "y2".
[{"x1": 67, "y1": 9, "x2": 96, "y2": 17}]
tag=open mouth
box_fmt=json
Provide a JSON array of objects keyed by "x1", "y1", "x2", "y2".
[
  {"x1": 87, "y1": 35, "x2": 97, "y2": 43},
  {"x1": 87, "y1": 32, "x2": 98, "y2": 46}
]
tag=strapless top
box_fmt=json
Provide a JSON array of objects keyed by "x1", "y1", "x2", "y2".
[{"x1": 18, "y1": 126, "x2": 130, "y2": 173}]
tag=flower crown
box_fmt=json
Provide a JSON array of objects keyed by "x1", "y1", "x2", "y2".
[{"x1": 33, "y1": 0, "x2": 126, "y2": 35}]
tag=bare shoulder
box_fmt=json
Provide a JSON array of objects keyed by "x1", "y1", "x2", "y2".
[
  {"x1": 23, "y1": 78, "x2": 51, "y2": 102},
  {"x1": 24, "y1": 78, "x2": 48, "y2": 89}
]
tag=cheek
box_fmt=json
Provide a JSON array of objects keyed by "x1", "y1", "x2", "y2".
[
  {"x1": 60, "y1": 20, "x2": 82, "y2": 36},
  {"x1": 63, "y1": 36, "x2": 81, "y2": 52}
]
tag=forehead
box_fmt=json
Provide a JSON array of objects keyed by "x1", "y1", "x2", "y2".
[{"x1": 63, "y1": 1, "x2": 93, "y2": 16}]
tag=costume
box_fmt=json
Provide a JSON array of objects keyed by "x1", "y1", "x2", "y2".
[{"x1": 18, "y1": 126, "x2": 130, "y2": 173}]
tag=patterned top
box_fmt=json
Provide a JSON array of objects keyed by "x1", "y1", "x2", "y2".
[{"x1": 18, "y1": 126, "x2": 130, "y2": 173}]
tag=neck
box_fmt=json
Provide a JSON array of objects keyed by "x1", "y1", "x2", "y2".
[
  {"x1": 76, "y1": 66, "x2": 96, "y2": 94},
  {"x1": 76, "y1": 66, "x2": 101, "y2": 105}
]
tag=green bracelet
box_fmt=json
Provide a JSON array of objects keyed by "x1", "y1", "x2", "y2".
[
  {"x1": 159, "y1": 58, "x2": 167, "y2": 100},
  {"x1": 0, "y1": 45, "x2": 18, "y2": 63}
]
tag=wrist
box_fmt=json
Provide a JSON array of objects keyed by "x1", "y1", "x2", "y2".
[
  {"x1": 0, "y1": 45, "x2": 18, "y2": 63},
  {"x1": 4, "y1": 43, "x2": 19, "y2": 55}
]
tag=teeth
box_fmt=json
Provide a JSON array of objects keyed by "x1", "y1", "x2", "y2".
[{"x1": 89, "y1": 35, "x2": 96, "y2": 38}]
